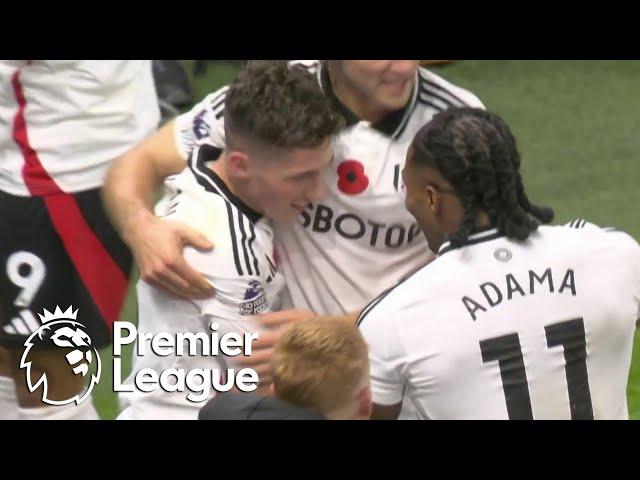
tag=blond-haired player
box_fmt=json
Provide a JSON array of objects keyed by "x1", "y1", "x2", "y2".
[
  {"x1": 272, "y1": 319, "x2": 371, "y2": 420},
  {"x1": 199, "y1": 319, "x2": 371, "y2": 420}
]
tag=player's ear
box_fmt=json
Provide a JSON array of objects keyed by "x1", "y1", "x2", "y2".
[
  {"x1": 426, "y1": 185, "x2": 439, "y2": 214},
  {"x1": 357, "y1": 385, "x2": 373, "y2": 419},
  {"x1": 227, "y1": 150, "x2": 250, "y2": 180}
]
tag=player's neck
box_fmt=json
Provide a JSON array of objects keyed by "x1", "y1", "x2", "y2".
[
  {"x1": 454, "y1": 211, "x2": 493, "y2": 236},
  {"x1": 327, "y1": 63, "x2": 389, "y2": 125},
  {"x1": 475, "y1": 211, "x2": 492, "y2": 230},
  {"x1": 444, "y1": 209, "x2": 493, "y2": 237},
  {"x1": 210, "y1": 154, "x2": 264, "y2": 215}
]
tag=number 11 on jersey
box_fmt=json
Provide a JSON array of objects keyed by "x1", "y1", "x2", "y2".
[{"x1": 480, "y1": 318, "x2": 593, "y2": 420}]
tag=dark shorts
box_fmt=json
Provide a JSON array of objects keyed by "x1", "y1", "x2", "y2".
[{"x1": 0, "y1": 188, "x2": 132, "y2": 350}]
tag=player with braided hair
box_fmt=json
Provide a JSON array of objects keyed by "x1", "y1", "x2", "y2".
[
  {"x1": 407, "y1": 107, "x2": 554, "y2": 250},
  {"x1": 358, "y1": 108, "x2": 640, "y2": 420}
]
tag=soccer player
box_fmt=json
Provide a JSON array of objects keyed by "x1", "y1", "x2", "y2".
[
  {"x1": 117, "y1": 61, "x2": 341, "y2": 420},
  {"x1": 271, "y1": 318, "x2": 371, "y2": 419},
  {"x1": 104, "y1": 60, "x2": 484, "y2": 312},
  {"x1": 0, "y1": 61, "x2": 159, "y2": 420},
  {"x1": 358, "y1": 107, "x2": 640, "y2": 420},
  {"x1": 103, "y1": 61, "x2": 484, "y2": 418},
  {"x1": 199, "y1": 319, "x2": 371, "y2": 420}
]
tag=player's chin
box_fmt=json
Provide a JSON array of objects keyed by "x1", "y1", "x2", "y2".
[
  {"x1": 272, "y1": 206, "x2": 305, "y2": 223},
  {"x1": 291, "y1": 202, "x2": 308, "y2": 214},
  {"x1": 380, "y1": 86, "x2": 412, "y2": 109}
]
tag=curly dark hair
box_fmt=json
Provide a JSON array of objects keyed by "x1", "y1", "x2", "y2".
[
  {"x1": 224, "y1": 61, "x2": 342, "y2": 151},
  {"x1": 411, "y1": 107, "x2": 554, "y2": 246}
]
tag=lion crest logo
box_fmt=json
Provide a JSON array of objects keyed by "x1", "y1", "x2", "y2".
[{"x1": 20, "y1": 306, "x2": 101, "y2": 406}]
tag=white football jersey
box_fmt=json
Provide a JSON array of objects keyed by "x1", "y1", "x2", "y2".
[
  {"x1": 173, "y1": 60, "x2": 484, "y2": 316},
  {"x1": 357, "y1": 222, "x2": 640, "y2": 420},
  {"x1": 0, "y1": 60, "x2": 159, "y2": 196},
  {"x1": 118, "y1": 145, "x2": 286, "y2": 420}
]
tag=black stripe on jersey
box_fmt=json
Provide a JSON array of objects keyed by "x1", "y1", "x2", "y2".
[
  {"x1": 393, "y1": 164, "x2": 400, "y2": 191},
  {"x1": 418, "y1": 70, "x2": 469, "y2": 107},
  {"x1": 569, "y1": 218, "x2": 585, "y2": 229},
  {"x1": 356, "y1": 265, "x2": 426, "y2": 328},
  {"x1": 438, "y1": 228, "x2": 505, "y2": 256},
  {"x1": 208, "y1": 88, "x2": 228, "y2": 110},
  {"x1": 188, "y1": 145, "x2": 224, "y2": 193},
  {"x1": 189, "y1": 145, "x2": 262, "y2": 224},
  {"x1": 158, "y1": 205, "x2": 178, "y2": 218},
  {"x1": 419, "y1": 84, "x2": 460, "y2": 109},
  {"x1": 266, "y1": 254, "x2": 277, "y2": 276},
  {"x1": 392, "y1": 82, "x2": 420, "y2": 139},
  {"x1": 375, "y1": 104, "x2": 413, "y2": 137},
  {"x1": 357, "y1": 289, "x2": 392, "y2": 327},
  {"x1": 211, "y1": 98, "x2": 226, "y2": 116},
  {"x1": 211, "y1": 93, "x2": 226, "y2": 120},
  {"x1": 225, "y1": 202, "x2": 244, "y2": 276},
  {"x1": 247, "y1": 222, "x2": 261, "y2": 276},
  {"x1": 213, "y1": 106, "x2": 225, "y2": 120},
  {"x1": 212, "y1": 110, "x2": 225, "y2": 121},
  {"x1": 393, "y1": 102, "x2": 419, "y2": 139},
  {"x1": 238, "y1": 216, "x2": 254, "y2": 276},
  {"x1": 417, "y1": 95, "x2": 445, "y2": 113},
  {"x1": 167, "y1": 198, "x2": 180, "y2": 211},
  {"x1": 382, "y1": 77, "x2": 419, "y2": 138}
]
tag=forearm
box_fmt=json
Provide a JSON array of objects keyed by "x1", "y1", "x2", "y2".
[
  {"x1": 102, "y1": 151, "x2": 160, "y2": 244},
  {"x1": 102, "y1": 120, "x2": 186, "y2": 245}
]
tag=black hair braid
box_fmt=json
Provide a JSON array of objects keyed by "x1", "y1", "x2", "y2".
[
  {"x1": 471, "y1": 122, "x2": 534, "y2": 240},
  {"x1": 478, "y1": 110, "x2": 555, "y2": 226},
  {"x1": 411, "y1": 107, "x2": 555, "y2": 244},
  {"x1": 451, "y1": 121, "x2": 498, "y2": 246}
]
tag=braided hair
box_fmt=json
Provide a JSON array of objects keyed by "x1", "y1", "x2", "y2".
[{"x1": 411, "y1": 107, "x2": 554, "y2": 247}]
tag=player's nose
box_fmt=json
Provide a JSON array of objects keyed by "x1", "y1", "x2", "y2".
[{"x1": 307, "y1": 178, "x2": 326, "y2": 203}]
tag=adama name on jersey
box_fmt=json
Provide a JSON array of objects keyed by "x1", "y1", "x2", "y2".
[{"x1": 462, "y1": 267, "x2": 577, "y2": 321}]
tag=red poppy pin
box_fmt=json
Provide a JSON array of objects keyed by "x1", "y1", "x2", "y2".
[{"x1": 337, "y1": 160, "x2": 369, "y2": 195}]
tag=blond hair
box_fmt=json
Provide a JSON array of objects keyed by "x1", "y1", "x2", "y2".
[{"x1": 272, "y1": 319, "x2": 369, "y2": 415}]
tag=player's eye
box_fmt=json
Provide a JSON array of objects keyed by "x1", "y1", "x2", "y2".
[{"x1": 291, "y1": 171, "x2": 315, "y2": 182}]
